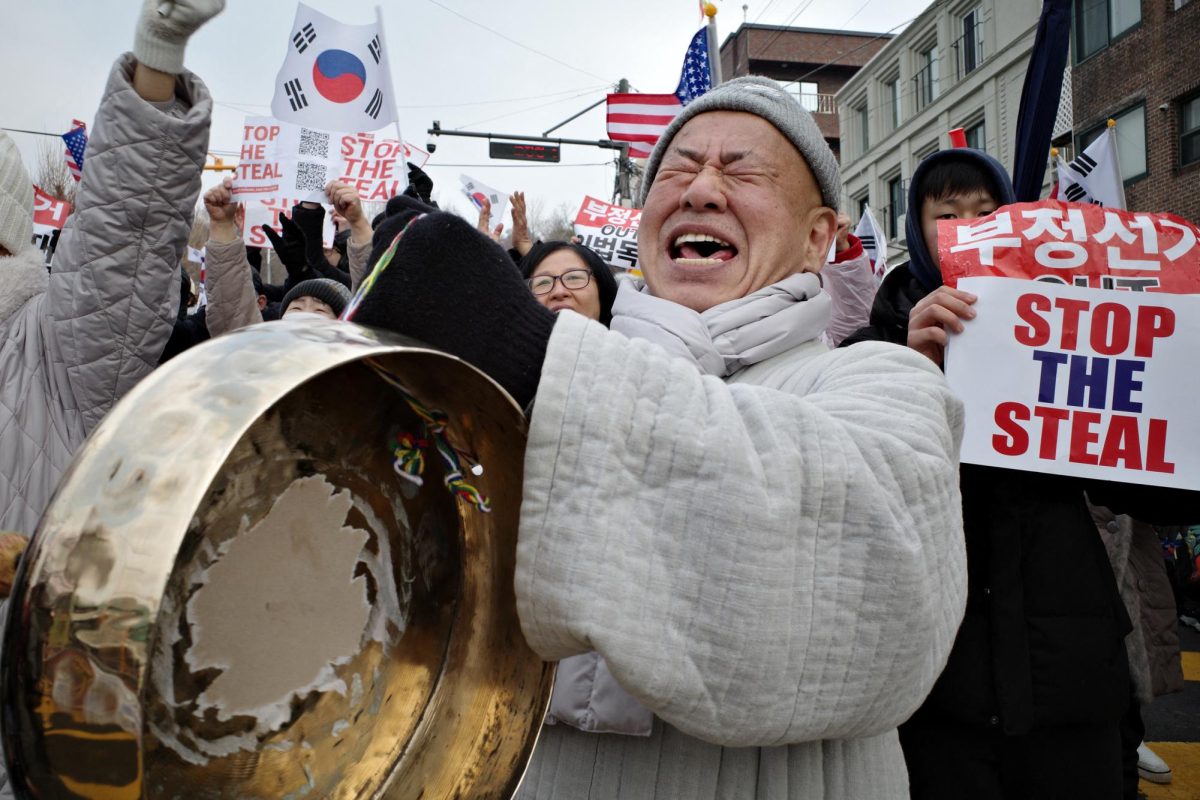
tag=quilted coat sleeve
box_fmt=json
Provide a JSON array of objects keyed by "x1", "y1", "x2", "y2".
[
  {"x1": 203, "y1": 239, "x2": 262, "y2": 336},
  {"x1": 822, "y1": 244, "x2": 878, "y2": 348},
  {"x1": 47, "y1": 53, "x2": 212, "y2": 434},
  {"x1": 348, "y1": 238, "x2": 373, "y2": 291},
  {"x1": 516, "y1": 313, "x2": 967, "y2": 748}
]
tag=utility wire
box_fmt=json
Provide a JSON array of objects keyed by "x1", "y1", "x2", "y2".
[
  {"x1": 751, "y1": 0, "x2": 782, "y2": 24},
  {"x1": 213, "y1": 85, "x2": 611, "y2": 116},
  {"x1": 455, "y1": 88, "x2": 606, "y2": 130},
  {"x1": 422, "y1": 162, "x2": 612, "y2": 168},
  {"x1": 789, "y1": 15, "x2": 920, "y2": 84},
  {"x1": 840, "y1": 0, "x2": 876, "y2": 28},
  {"x1": 755, "y1": 0, "x2": 821, "y2": 56},
  {"x1": 1, "y1": 127, "x2": 62, "y2": 138},
  {"x1": 422, "y1": 0, "x2": 616, "y2": 84}
]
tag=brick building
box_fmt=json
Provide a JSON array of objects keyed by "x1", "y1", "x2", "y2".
[
  {"x1": 718, "y1": 24, "x2": 893, "y2": 159},
  {"x1": 1071, "y1": 0, "x2": 1200, "y2": 222}
]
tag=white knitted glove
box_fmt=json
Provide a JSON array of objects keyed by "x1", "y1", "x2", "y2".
[{"x1": 133, "y1": 0, "x2": 226, "y2": 74}]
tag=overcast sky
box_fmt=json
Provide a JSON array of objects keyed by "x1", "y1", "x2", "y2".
[{"x1": 4, "y1": 0, "x2": 931, "y2": 225}]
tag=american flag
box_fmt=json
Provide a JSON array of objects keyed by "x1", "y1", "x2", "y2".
[
  {"x1": 606, "y1": 27, "x2": 713, "y2": 159},
  {"x1": 62, "y1": 120, "x2": 87, "y2": 183}
]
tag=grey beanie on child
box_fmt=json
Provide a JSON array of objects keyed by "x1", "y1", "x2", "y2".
[
  {"x1": 638, "y1": 76, "x2": 841, "y2": 211},
  {"x1": 0, "y1": 133, "x2": 34, "y2": 256}
]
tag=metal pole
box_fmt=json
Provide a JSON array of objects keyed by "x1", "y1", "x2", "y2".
[
  {"x1": 707, "y1": 9, "x2": 723, "y2": 85},
  {"x1": 543, "y1": 96, "x2": 609, "y2": 138},
  {"x1": 426, "y1": 126, "x2": 627, "y2": 151},
  {"x1": 375, "y1": 6, "x2": 410, "y2": 179},
  {"x1": 614, "y1": 78, "x2": 634, "y2": 206}
]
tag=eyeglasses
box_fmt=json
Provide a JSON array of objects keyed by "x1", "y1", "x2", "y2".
[{"x1": 526, "y1": 268, "x2": 592, "y2": 296}]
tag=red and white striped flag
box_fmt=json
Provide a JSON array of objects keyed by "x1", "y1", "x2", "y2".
[
  {"x1": 605, "y1": 27, "x2": 713, "y2": 159},
  {"x1": 63, "y1": 119, "x2": 87, "y2": 183},
  {"x1": 605, "y1": 94, "x2": 683, "y2": 159}
]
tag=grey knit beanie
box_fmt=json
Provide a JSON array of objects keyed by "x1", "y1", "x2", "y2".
[
  {"x1": 0, "y1": 133, "x2": 34, "y2": 256},
  {"x1": 639, "y1": 76, "x2": 840, "y2": 210},
  {"x1": 282, "y1": 278, "x2": 352, "y2": 318}
]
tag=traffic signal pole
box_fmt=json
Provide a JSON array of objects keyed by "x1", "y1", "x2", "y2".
[{"x1": 428, "y1": 75, "x2": 638, "y2": 207}]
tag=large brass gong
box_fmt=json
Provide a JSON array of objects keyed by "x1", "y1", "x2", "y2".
[{"x1": 1, "y1": 319, "x2": 554, "y2": 798}]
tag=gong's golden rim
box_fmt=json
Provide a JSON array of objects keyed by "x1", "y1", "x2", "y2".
[{"x1": 2, "y1": 320, "x2": 554, "y2": 800}]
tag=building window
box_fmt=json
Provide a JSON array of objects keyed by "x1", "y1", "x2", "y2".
[
  {"x1": 1075, "y1": 0, "x2": 1141, "y2": 61},
  {"x1": 885, "y1": 77, "x2": 900, "y2": 131},
  {"x1": 1182, "y1": 94, "x2": 1200, "y2": 166},
  {"x1": 797, "y1": 81, "x2": 821, "y2": 113},
  {"x1": 857, "y1": 103, "x2": 869, "y2": 154},
  {"x1": 965, "y1": 118, "x2": 986, "y2": 151},
  {"x1": 914, "y1": 44, "x2": 939, "y2": 111},
  {"x1": 887, "y1": 176, "x2": 906, "y2": 240},
  {"x1": 855, "y1": 194, "x2": 870, "y2": 224},
  {"x1": 1078, "y1": 103, "x2": 1147, "y2": 182},
  {"x1": 956, "y1": 6, "x2": 984, "y2": 78}
]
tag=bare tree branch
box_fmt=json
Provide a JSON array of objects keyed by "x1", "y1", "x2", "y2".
[{"x1": 34, "y1": 139, "x2": 76, "y2": 206}]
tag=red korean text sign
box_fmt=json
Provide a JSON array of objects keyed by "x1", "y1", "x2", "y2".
[
  {"x1": 573, "y1": 196, "x2": 640, "y2": 272},
  {"x1": 938, "y1": 200, "x2": 1200, "y2": 293},
  {"x1": 33, "y1": 186, "x2": 71, "y2": 229}
]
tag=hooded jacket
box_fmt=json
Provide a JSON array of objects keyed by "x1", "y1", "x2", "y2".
[
  {"x1": 843, "y1": 147, "x2": 1015, "y2": 348},
  {"x1": 844, "y1": 147, "x2": 1197, "y2": 735},
  {"x1": 0, "y1": 53, "x2": 211, "y2": 536}
]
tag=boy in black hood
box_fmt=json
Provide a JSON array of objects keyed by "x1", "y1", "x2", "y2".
[
  {"x1": 845, "y1": 148, "x2": 1197, "y2": 800},
  {"x1": 843, "y1": 148, "x2": 1013, "y2": 352}
]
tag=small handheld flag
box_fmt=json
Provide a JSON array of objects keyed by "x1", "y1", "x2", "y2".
[
  {"x1": 62, "y1": 120, "x2": 87, "y2": 183},
  {"x1": 271, "y1": 3, "x2": 398, "y2": 133},
  {"x1": 606, "y1": 27, "x2": 714, "y2": 158},
  {"x1": 853, "y1": 205, "x2": 888, "y2": 283},
  {"x1": 1055, "y1": 123, "x2": 1125, "y2": 209},
  {"x1": 460, "y1": 174, "x2": 508, "y2": 231}
]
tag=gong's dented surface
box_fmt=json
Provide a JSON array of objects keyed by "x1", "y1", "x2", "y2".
[{"x1": 1, "y1": 320, "x2": 554, "y2": 799}]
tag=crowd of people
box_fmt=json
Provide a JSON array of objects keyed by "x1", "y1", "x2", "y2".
[{"x1": 0, "y1": 1, "x2": 1196, "y2": 798}]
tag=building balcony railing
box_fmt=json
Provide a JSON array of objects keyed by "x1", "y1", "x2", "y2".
[{"x1": 781, "y1": 84, "x2": 838, "y2": 115}]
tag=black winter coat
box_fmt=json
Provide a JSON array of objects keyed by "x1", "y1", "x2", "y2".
[{"x1": 845, "y1": 264, "x2": 1197, "y2": 734}]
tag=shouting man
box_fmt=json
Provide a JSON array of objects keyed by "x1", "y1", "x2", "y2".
[{"x1": 350, "y1": 76, "x2": 968, "y2": 799}]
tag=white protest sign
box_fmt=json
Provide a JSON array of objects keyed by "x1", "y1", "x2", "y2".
[
  {"x1": 945, "y1": 276, "x2": 1200, "y2": 490},
  {"x1": 460, "y1": 174, "x2": 507, "y2": 230},
  {"x1": 573, "y1": 195, "x2": 640, "y2": 272},
  {"x1": 232, "y1": 117, "x2": 328, "y2": 203},
  {"x1": 243, "y1": 198, "x2": 335, "y2": 249},
  {"x1": 338, "y1": 133, "x2": 427, "y2": 201},
  {"x1": 233, "y1": 117, "x2": 428, "y2": 205}
]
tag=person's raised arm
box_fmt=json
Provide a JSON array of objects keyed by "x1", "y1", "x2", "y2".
[
  {"x1": 510, "y1": 191, "x2": 533, "y2": 258},
  {"x1": 326, "y1": 181, "x2": 374, "y2": 290},
  {"x1": 47, "y1": 0, "x2": 224, "y2": 433},
  {"x1": 204, "y1": 177, "x2": 265, "y2": 335}
]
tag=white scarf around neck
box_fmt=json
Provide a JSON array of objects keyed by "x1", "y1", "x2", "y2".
[{"x1": 610, "y1": 272, "x2": 831, "y2": 377}]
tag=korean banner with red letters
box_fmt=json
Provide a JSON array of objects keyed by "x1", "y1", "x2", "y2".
[
  {"x1": 938, "y1": 200, "x2": 1200, "y2": 293},
  {"x1": 940, "y1": 200, "x2": 1200, "y2": 489},
  {"x1": 573, "y1": 196, "x2": 640, "y2": 272},
  {"x1": 31, "y1": 185, "x2": 71, "y2": 265}
]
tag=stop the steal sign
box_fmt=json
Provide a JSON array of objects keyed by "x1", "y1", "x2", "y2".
[{"x1": 945, "y1": 276, "x2": 1200, "y2": 490}]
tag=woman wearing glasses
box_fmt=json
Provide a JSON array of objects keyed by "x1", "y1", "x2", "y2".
[{"x1": 521, "y1": 242, "x2": 618, "y2": 326}]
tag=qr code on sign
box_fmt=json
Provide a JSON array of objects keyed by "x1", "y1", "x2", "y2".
[
  {"x1": 295, "y1": 162, "x2": 327, "y2": 192},
  {"x1": 298, "y1": 128, "x2": 330, "y2": 158}
]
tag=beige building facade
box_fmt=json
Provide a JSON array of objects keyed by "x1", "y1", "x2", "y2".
[{"x1": 835, "y1": 0, "x2": 1048, "y2": 267}]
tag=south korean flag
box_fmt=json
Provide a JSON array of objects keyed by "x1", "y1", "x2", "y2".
[{"x1": 271, "y1": 3, "x2": 398, "y2": 133}]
